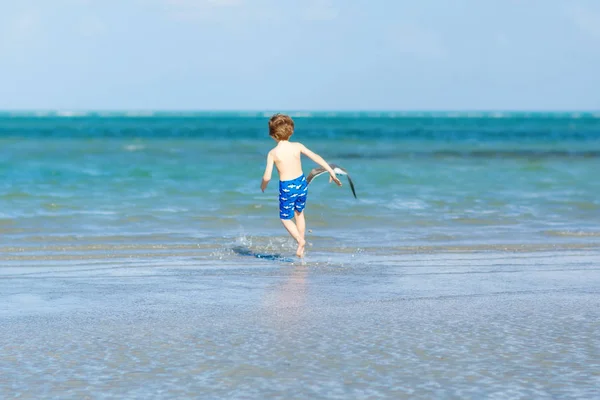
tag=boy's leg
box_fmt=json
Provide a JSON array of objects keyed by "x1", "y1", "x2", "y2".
[
  {"x1": 281, "y1": 218, "x2": 302, "y2": 243},
  {"x1": 281, "y1": 217, "x2": 306, "y2": 257},
  {"x1": 294, "y1": 210, "x2": 306, "y2": 241},
  {"x1": 294, "y1": 211, "x2": 306, "y2": 257}
]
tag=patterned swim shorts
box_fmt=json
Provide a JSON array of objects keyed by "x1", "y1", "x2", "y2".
[{"x1": 278, "y1": 175, "x2": 308, "y2": 219}]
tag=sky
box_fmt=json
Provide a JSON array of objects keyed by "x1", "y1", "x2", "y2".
[{"x1": 0, "y1": 0, "x2": 599, "y2": 111}]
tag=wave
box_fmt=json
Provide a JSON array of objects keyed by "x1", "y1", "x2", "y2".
[
  {"x1": 2, "y1": 111, "x2": 600, "y2": 118},
  {"x1": 334, "y1": 150, "x2": 600, "y2": 159},
  {"x1": 543, "y1": 230, "x2": 600, "y2": 237},
  {"x1": 2, "y1": 237, "x2": 599, "y2": 266},
  {"x1": 1, "y1": 113, "x2": 600, "y2": 140}
]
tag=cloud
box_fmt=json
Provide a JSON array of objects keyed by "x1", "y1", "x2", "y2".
[
  {"x1": 568, "y1": 4, "x2": 600, "y2": 40},
  {"x1": 167, "y1": 0, "x2": 243, "y2": 7},
  {"x1": 163, "y1": 0, "x2": 325, "y2": 23},
  {"x1": 165, "y1": 0, "x2": 245, "y2": 20},
  {"x1": 0, "y1": 9, "x2": 43, "y2": 56},
  {"x1": 302, "y1": 0, "x2": 339, "y2": 21},
  {"x1": 387, "y1": 23, "x2": 445, "y2": 58},
  {"x1": 495, "y1": 33, "x2": 509, "y2": 48},
  {"x1": 8, "y1": 11, "x2": 41, "y2": 41},
  {"x1": 77, "y1": 16, "x2": 106, "y2": 37}
]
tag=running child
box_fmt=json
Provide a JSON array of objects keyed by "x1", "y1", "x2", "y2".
[{"x1": 261, "y1": 114, "x2": 342, "y2": 257}]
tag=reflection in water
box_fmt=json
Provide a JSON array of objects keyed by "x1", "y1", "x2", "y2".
[{"x1": 263, "y1": 264, "x2": 309, "y2": 327}]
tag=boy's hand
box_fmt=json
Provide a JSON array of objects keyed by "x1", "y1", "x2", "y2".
[
  {"x1": 329, "y1": 173, "x2": 342, "y2": 186},
  {"x1": 261, "y1": 179, "x2": 269, "y2": 192}
]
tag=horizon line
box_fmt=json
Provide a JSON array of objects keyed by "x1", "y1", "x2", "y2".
[{"x1": 1, "y1": 109, "x2": 599, "y2": 114}]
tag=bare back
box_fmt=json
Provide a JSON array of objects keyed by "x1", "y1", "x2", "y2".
[
  {"x1": 270, "y1": 141, "x2": 304, "y2": 181},
  {"x1": 261, "y1": 139, "x2": 340, "y2": 192}
]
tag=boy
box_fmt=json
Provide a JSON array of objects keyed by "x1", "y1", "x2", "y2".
[{"x1": 261, "y1": 114, "x2": 342, "y2": 257}]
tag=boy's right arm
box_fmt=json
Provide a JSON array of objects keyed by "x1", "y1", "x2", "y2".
[
  {"x1": 299, "y1": 144, "x2": 342, "y2": 186},
  {"x1": 261, "y1": 151, "x2": 274, "y2": 192}
]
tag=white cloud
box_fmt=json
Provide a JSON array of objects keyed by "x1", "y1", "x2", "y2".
[
  {"x1": 0, "y1": 9, "x2": 42, "y2": 56},
  {"x1": 166, "y1": 0, "x2": 243, "y2": 6},
  {"x1": 64, "y1": 0, "x2": 94, "y2": 5},
  {"x1": 165, "y1": 0, "x2": 246, "y2": 21},
  {"x1": 302, "y1": 0, "x2": 339, "y2": 21},
  {"x1": 387, "y1": 23, "x2": 445, "y2": 58},
  {"x1": 568, "y1": 4, "x2": 600, "y2": 40},
  {"x1": 163, "y1": 0, "x2": 314, "y2": 24},
  {"x1": 495, "y1": 33, "x2": 509, "y2": 48},
  {"x1": 77, "y1": 16, "x2": 106, "y2": 37},
  {"x1": 166, "y1": 0, "x2": 244, "y2": 12},
  {"x1": 9, "y1": 11, "x2": 41, "y2": 40}
]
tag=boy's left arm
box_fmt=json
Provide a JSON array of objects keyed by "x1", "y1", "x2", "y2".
[
  {"x1": 298, "y1": 143, "x2": 342, "y2": 186},
  {"x1": 261, "y1": 152, "x2": 274, "y2": 192}
]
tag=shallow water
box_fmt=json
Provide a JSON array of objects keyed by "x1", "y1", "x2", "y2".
[{"x1": 1, "y1": 249, "x2": 599, "y2": 399}]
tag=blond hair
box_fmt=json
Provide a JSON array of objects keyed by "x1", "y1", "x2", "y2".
[{"x1": 268, "y1": 113, "x2": 295, "y2": 141}]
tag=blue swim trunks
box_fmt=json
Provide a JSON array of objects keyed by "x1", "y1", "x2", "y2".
[{"x1": 279, "y1": 175, "x2": 308, "y2": 219}]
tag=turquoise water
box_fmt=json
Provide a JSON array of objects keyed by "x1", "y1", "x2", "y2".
[{"x1": 2, "y1": 112, "x2": 600, "y2": 260}]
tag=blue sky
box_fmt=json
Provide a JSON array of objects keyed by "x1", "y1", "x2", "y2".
[{"x1": 1, "y1": 0, "x2": 599, "y2": 110}]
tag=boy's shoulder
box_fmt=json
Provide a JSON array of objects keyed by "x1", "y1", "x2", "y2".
[{"x1": 268, "y1": 142, "x2": 305, "y2": 152}]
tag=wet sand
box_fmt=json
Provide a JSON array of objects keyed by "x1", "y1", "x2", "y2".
[{"x1": 1, "y1": 250, "x2": 599, "y2": 399}]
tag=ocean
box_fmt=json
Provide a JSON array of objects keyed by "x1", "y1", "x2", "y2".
[
  {"x1": 1, "y1": 112, "x2": 599, "y2": 398},
  {"x1": 2, "y1": 111, "x2": 600, "y2": 254}
]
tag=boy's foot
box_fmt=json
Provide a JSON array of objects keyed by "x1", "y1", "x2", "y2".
[{"x1": 296, "y1": 239, "x2": 306, "y2": 258}]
